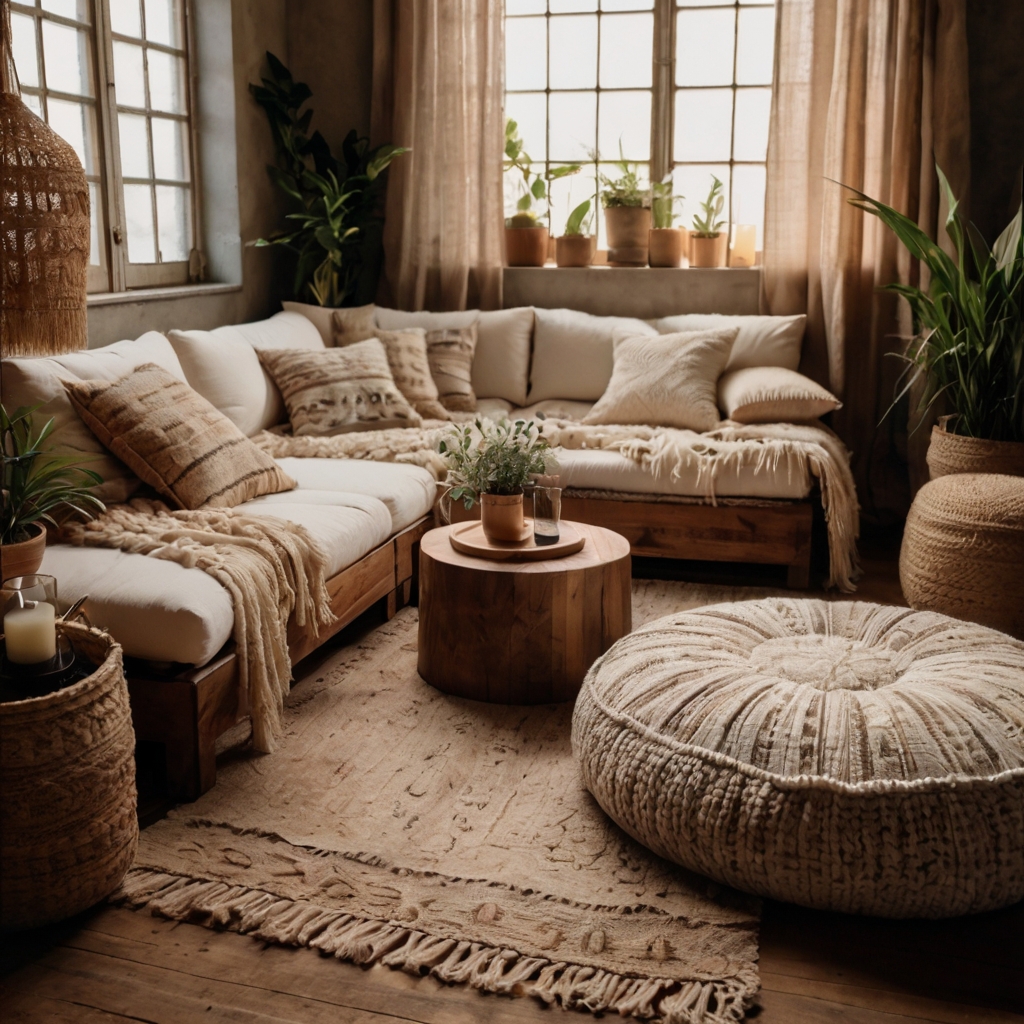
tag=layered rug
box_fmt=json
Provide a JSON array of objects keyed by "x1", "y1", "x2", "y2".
[{"x1": 118, "y1": 580, "x2": 783, "y2": 1024}]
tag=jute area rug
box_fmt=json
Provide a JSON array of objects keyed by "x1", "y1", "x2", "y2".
[{"x1": 118, "y1": 580, "x2": 782, "y2": 1024}]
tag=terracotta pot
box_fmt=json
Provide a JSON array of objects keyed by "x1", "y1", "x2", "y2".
[
  {"x1": 648, "y1": 228, "x2": 685, "y2": 268},
  {"x1": 555, "y1": 235, "x2": 595, "y2": 268},
  {"x1": 604, "y1": 206, "x2": 651, "y2": 266},
  {"x1": 480, "y1": 493, "x2": 525, "y2": 543},
  {"x1": 690, "y1": 234, "x2": 727, "y2": 268},
  {"x1": 505, "y1": 227, "x2": 549, "y2": 267},
  {"x1": 927, "y1": 418, "x2": 1024, "y2": 480},
  {"x1": 1, "y1": 524, "x2": 46, "y2": 583}
]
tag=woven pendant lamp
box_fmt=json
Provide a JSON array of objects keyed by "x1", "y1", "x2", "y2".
[{"x1": 1, "y1": 0, "x2": 90, "y2": 356}]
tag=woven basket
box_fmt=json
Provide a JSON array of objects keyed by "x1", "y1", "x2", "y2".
[
  {"x1": 0, "y1": 623, "x2": 138, "y2": 930},
  {"x1": 927, "y1": 421, "x2": 1024, "y2": 479},
  {"x1": 901, "y1": 473, "x2": 1024, "y2": 638}
]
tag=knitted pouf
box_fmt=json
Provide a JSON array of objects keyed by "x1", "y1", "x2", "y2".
[
  {"x1": 901, "y1": 473, "x2": 1024, "y2": 638},
  {"x1": 572, "y1": 599, "x2": 1024, "y2": 918}
]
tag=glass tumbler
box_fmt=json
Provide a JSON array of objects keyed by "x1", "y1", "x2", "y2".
[{"x1": 532, "y1": 486, "x2": 562, "y2": 546}]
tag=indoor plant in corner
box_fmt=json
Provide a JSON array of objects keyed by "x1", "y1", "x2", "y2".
[
  {"x1": 555, "y1": 200, "x2": 595, "y2": 268},
  {"x1": 440, "y1": 419, "x2": 551, "y2": 542},
  {"x1": 1, "y1": 404, "x2": 105, "y2": 580},
  {"x1": 599, "y1": 153, "x2": 651, "y2": 266},
  {"x1": 649, "y1": 177, "x2": 685, "y2": 268},
  {"x1": 690, "y1": 175, "x2": 727, "y2": 268}
]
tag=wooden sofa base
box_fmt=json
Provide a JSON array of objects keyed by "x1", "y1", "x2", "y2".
[{"x1": 127, "y1": 517, "x2": 431, "y2": 803}]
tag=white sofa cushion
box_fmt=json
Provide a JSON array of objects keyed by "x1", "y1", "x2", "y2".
[
  {"x1": 529, "y1": 309, "x2": 658, "y2": 403},
  {"x1": 1, "y1": 332, "x2": 185, "y2": 503},
  {"x1": 719, "y1": 366, "x2": 841, "y2": 423},
  {"x1": 655, "y1": 313, "x2": 805, "y2": 372}
]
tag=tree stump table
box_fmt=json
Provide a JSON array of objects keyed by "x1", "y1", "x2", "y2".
[{"x1": 417, "y1": 522, "x2": 631, "y2": 704}]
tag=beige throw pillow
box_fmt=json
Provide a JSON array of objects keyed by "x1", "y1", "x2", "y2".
[
  {"x1": 330, "y1": 304, "x2": 378, "y2": 346},
  {"x1": 719, "y1": 366, "x2": 841, "y2": 423},
  {"x1": 258, "y1": 340, "x2": 422, "y2": 436},
  {"x1": 582, "y1": 328, "x2": 738, "y2": 430},
  {"x1": 426, "y1": 326, "x2": 478, "y2": 412},
  {"x1": 64, "y1": 363, "x2": 296, "y2": 509}
]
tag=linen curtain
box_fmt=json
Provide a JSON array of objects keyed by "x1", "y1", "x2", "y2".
[
  {"x1": 763, "y1": 0, "x2": 970, "y2": 517},
  {"x1": 371, "y1": 0, "x2": 504, "y2": 312}
]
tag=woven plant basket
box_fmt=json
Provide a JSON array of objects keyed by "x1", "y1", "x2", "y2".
[
  {"x1": 0, "y1": 622, "x2": 138, "y2": 931},
  {"x1": 900, "y1": 472, "x2": 1024, "y2": 638},
  {"x1": 927, "y1": 419, "x2": 1024, "y2": 479}
]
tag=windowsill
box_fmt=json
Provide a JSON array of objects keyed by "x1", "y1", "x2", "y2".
[{"x1": 87, "y1": 282, "x2": 242, "y2": 308}]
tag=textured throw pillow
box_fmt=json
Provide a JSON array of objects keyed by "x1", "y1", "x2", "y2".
[
  {"x1": 332, "y1": 316, "x2": 450, "y2": 421},
  {"x1": 583, "y1": 328, "x2": 738, "y2": 430},
  {"x1": 330, "y1": 304, "x2": 378, "y2": 347},
  {"x1": 258, "y1": 340, "x2": 422, "y2": 436},
  {"x1": 426, "y1": 326, "x2": 478, "y2": 412},
  {"x1": 719, "y1": 366, "x2": 841, "y2": 423},
  {"x1": 64, "y1": 363, "x2": 296, "y2": 509}
]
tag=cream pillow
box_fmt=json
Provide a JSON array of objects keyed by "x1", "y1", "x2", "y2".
[
  {"x1": 258, "y1": 340, "x2": 422, "y2": 436},
  {"x1": 426, "y1": 327, "x2": 478, "y2": 412},
  {"x1": 656, "y1": 313, "x2": 805, "y2": 372},
  {"x1": 330, "y1": 304, "x2": 378, "y2": 346},
  {"x1": 583, "y1": 328, "x2": 738, "y2": 430},
  {"x1": 719, "y1": 366, "x2": 841, "y2": 423}
]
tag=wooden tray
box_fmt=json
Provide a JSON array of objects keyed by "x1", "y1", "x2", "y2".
[{"x1": 449, "y1": 520, "x2": 586, "y2": 562}]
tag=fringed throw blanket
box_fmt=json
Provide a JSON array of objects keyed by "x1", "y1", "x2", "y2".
[
  {"x1": 257, "y1": 418, "x2": 861, "y2": 591},
  {"x1": 60, "y1": 500, "x2": 332, "y2": 752}
]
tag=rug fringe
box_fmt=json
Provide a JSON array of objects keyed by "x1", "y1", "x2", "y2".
[{"x1": 114, "y1": 868, "x2": 755, "y2": 1023}]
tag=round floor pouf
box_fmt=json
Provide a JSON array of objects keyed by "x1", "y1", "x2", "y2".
[
  {"x1": 572, "y1": 599, "x2": 1024, "y2": 918},
  {"x1": 900, "y1": 473, "x2": 1024, "y2": 638},
  {"x1": 1, "y1": 623, "x2": 138, "y2": 930}
]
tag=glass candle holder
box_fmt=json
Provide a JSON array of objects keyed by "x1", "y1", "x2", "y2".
[
  {"x1": 2, "y1": 575, "x2": 59, "y2": 665},
  {"x1": 532, "y1": 486, "x2": 562, "y2": 546}
]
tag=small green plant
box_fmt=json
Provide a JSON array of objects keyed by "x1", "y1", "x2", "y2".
[
  {"x1": 651, "y1": 177, "x2": 683, "y2": 229},
  {"x1": 563, "y1": 199, "x2": 593, "y2": 237},
  {"x1": 505, "y1": 119, "x2": 580, "y2": 227},
  {"x1": 847, "y1": 166, "x2": 1024, "y2": 442},
  {"x1": 692, "y1": 175, "x2": 726, "y2": 237},
  {"x1": 439, "y1": 418, "x2": 551, "y2": 509},
  {"x1": 1, "y1": 405, "x2": 105, "y2": 545},
  {"x1": 598, "y1": 148, "x2": 650, "y2": 208}
]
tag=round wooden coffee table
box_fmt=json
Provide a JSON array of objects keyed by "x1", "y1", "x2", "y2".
[{"x1": 417, "y1": 522, "x2": 631, "y2": 704}]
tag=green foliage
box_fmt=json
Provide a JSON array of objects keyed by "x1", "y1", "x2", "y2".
[
  {"x1": 564, "y1": 199, "x2": 593, "y2": 237},
  {"x1": 848, "y1": 166, "x2": 1024, "y2": 442},
  {"x1": 2, "y1": 405, "x2": 105, "y2": 545},
  {"x1": 598, "y1": 148, "x2": 650, "y2": 209},
  {"x1": 438, "y1": 418, "x2": 551, "y2": 508},
  {"x1": 692, "y1": 175, "x2": 725, "y2": 237},
  {"x1": 250, "y1": 53, "x2": 409, "y2": 307},
  {"x1": 651, "y1": 177, "x2": 683, "y2": 229},
  {"x1": 504, "y1": 119, "x2": 580, "y2": 224}
]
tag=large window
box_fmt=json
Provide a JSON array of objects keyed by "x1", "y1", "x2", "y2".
[
  {"x1": 10, "y1": 0, "x2": 199, "y2": 292},
  {"x1": 505, "y1": 0, "x2": 775, "y2": 256}
]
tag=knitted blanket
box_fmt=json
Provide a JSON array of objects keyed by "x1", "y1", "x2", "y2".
[{"x1": 60, "y1": 500, "x2": 333, "y2": 753}]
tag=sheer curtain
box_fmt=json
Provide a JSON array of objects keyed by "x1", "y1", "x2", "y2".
[
  {"x1": 371, "y1": 0, "x2": 504, "y2": 312},
  {"x1": 763, "y1": 0, "x2": 969, "y2": 517}
]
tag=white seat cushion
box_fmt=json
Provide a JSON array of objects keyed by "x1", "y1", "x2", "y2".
[
  {"x1": 655, "y1": 313, "x2": 805, "y2": 372},
  {"x1": 274, "y1": 458, "x2": 437, "y2": 532}
]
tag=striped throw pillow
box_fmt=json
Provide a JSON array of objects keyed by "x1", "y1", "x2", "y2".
[
  {"x1": 64, "y1": 363, "x2": 295, "y2": 509},
  {"x1": 426, "y1": 326, "x2": 477, "y2": 412}
]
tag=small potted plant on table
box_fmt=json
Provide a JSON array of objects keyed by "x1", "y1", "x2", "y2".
[
  {"x1": 599, "y1": 154, "x2": 651, "y2": 266},
  {"x1": 439, "y1": 418, "x2": 551, "y2": 542},
  {"x1": 649, "y1": 177, "x2": 686, "y2": 267},
  {"x1": 555, "y1": 200, "x2": 595, "y2": 267},
  {"x1": 690, "y1": 175, "x2": 727, "y2": 268}
]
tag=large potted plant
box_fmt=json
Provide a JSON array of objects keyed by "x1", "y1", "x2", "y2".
[
  {"x1": 690, "y1": 176, "x2": 727, "y2": 268},
  {"x1": 439, "y1": 418, "x2": 551, "y2": 543},
  {"x1": 599, "y1": 154, "x2": 651, "y2": 266},
  {"x1": 555, "y1": 200, "x2": 595, "y2": 268},
  {"x1": 849, "y1": 169, "x2": 1024, "y2": 476},
  {"x1": 1, "y1": 404, "x2": 105, "y2": 581},
  {"x1": 649, "y1": 177, "x2": 685, "y2": 267}
]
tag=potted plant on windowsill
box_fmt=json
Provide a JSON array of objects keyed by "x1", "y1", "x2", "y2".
[
  {"x1": 439, "y1": 418, "x2": 551, "y2": 543},
  {"x1": 690, "y1": 175, "x2": 727, "y2": 268},
  {"x1": 1, "y1": 404, "x2": 106, "y2": 580},
  {"x1": 599, "y1": 153, "x2": 651, "y2": 267},
  {"x1": 848, "y1": 168, "x2": 1024, "y2": 476},
  {"x1": 555, "y1": 200, "x2": 595, "y2": 268},
  {"x1": 649, "y1": 177, "x2": 686, "y2": 267}
]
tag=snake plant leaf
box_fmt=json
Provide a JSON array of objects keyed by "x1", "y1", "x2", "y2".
[
  {"x1": 565, "y1": 199, "x2": 592, "y2": 236},
  {"x1": 993, "y1": 201, "x2": 1023, "y2": 275}
]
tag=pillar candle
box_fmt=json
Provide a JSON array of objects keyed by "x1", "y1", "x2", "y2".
[
  {"x1": 729, "y1": 224, "x2": 757, "y2": 268},
  {"x1": 4, "y1": 602, "x2": 57, "y2": 664}
]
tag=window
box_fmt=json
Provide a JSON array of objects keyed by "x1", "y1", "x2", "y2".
[
  {"x1": 10, "y1": 0, "x2": 199, "y2": 292},
  {"x1": 504, "y1": 0, "x2": 775, "y2": 256}
]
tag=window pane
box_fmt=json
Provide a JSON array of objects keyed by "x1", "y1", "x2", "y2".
[
  {"x1": 733, "y1": 87, "x2": 771, "y2": 161},
  {"x1": 113, "y1": 41, "x2": 146, "y2": 107},
  {"x1": 110, "y1": 0, "x2": 143, "y2": 38},
  {"x1": 677, "y1": 0, "x2": 732, "y2": 6},
  {"x1": 676, "y1": 8, "x2": 735, "y2": 87},
  {"x1": 118, "y1": 112, "x2": 151, "y2": 177},
  {"x1": 599, "y1": 90, "x2": 650, "y2": 161},
  {"x1": 88, "y1": 181, "x2": 101, "y2": 265},
  {"x1": 123, "y1": 183, "x2": 156, "y2": 262},
  {"x1": 156, "y1": 184, "x2": 190, "y2": 261},
  {"x1": 144, "y1": 0, "x2": 181, "y2": 48},
  {"x1": 23, "y1": 92, "x2": 43, "y2": 117},
  {"x1": 147, "y1": 49, "x2": 186, "y2": 114},
  {"x1": 506, "y1": 0, "x2": 546, "y2": 13},
  {"x1": 505, "y1": 17, "x2": 546, "y2": 91},
  {"x1": 42, "y1": 21, "x2": 93, "y2": 97},
  {"x1": 549, "y1": 167, "x2": 596, "y2": 235},
  {"x1": 601, "y1": 0, "x2": 653, "y2": 9},
  {"x1": 674, "y1": 87, "x2": 732, "y2": 161},
  {"x1": 41, "y1": 0, "x2": 91, "y2": 23},
  {"x1": 506, "y1": 91, "x2": 547, "y2": 162},
  {"x1": 737, "y1": 6, "x2": 776, "y2": 86},
  {"x1": 550, "y1": 0, "x2": 596, "y2": 10},
  {"x1": 151, "y1": 116, "x2": 189, "y2": 180},
  {"x1": 11, "y1": 13, "x2": 39, "y2": 89},
  {"x1": 549, "y1": 15, "x2": 596, "y2": 90},
  {"x1": 599, "y1": 13, "x2": 652, "y2": 88},
  {"x1": 549, "y1": 90, "x2": 596, "y2": 162},
  {"x1": 47, "y1": 99, "x2": 97, "y2": 173},
  {"x1": 673, "y1": 164, "x2": 730, "y2": 234},
  {"x1": 731, "y1": 163, "x2": 766, "y2": 248}
]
